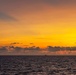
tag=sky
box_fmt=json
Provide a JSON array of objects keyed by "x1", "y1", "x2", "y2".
[{"x1": 0, "y1": 0, "x2": 76, "y2": 55}]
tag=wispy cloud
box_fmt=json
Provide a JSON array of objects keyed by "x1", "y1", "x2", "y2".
[
  {"x1": 10, "y1": 42, "x2": 21, "y2": 45},
  {"x1": 0, "y1": 12, "x2": 17, "y2": 22}
]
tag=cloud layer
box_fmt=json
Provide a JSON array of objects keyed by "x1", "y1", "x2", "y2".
[
  {"x1": 0, "y1": 45, "x2": 76, "y2": 55},
  {"x1": 0, "y1": 12, "x2": 17, "y2": 22},
  {"x1": 48, "y1": 46, "x2": 76, "y2": 52}
]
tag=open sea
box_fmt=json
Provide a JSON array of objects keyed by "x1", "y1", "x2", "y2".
[{"x1": 0, "y1": 55, "x2": 76, "y2": 75}]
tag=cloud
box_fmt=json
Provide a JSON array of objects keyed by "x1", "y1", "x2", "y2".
[
  {"x1": 66, "y1": 47, "x2": 76, "y2": 51},
  {"x1": 0, "y1": 46, "x2": 8, "y2": 53},
  {"x1": 47, "y1": 46, "x2": 76, "y2": 52},
  {"x1": 24, "y1": 46, "x2": 40, "y2": 50},
  {"x1": 48, "y1": 46, "x2": 61, "y2": 52},
  {"x1": 14, "y1": 47, "x2": 23, "y2": 51},
  {"x1": 30, "y1": 43, "x2": 34, "y2": 45},
  {"x1": 1, "y1": 45, "x2": 76, "y2": 55},
  {"x1": 0, "y1": 12, "x2": 17, "y2": 22},
  {"x1": 10, "y1": 42, "x2": 20, "y2": 45},
  {"x1": 8, "y1": 46, "x2": 40, "y2": 52}
]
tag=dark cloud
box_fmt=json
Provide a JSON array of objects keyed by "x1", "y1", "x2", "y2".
[
  {"x1": 30, "y1": 43, "x2": 34, "y2": 45},
  {"x1": 9, "y1": 46, "x2": 14, "y2": 49},
  {"x1": 0, "y1": 12, "x2": 17, "y2": 22},
  {"x1": 9, "y1": 46, "x2": 40, "y2": 52},
  {"x1": 48, "y1": 46, "x2": 76, "y2": 52},
  {"x1": 0, "y1": 46, "x2": 7, "y2": 53},
  {"x1": 1, "y1": 45, "x2": 76, "y2": 55},
  {"x1": 65, "y1": 47, "x2": 76, "y2": 51},
  {"x1": 10, "y1": 42, "x2": 20, "y2": 45},
  {"x1": 9, "y1": 46, "x2": 23, "y2": 51},
  {"x1": 14, "y1": 47, "x2": 23, "y2": 51},
  {"x1": 48, "y1": 46, "x2": 61, "y2": 52},
  {"x1": 24, "y1": 46, "x2": 40, "y2": 50}
]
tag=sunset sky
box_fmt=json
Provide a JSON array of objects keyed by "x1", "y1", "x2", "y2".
[{"x1": 0, "y1": 0, "x2": 76, "y2": 55}]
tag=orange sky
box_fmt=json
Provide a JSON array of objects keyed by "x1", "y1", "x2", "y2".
[{"x1": 0, "y1": 0, "x2": 76, "y2": 55}]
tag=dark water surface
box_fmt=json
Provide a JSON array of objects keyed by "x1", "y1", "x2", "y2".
[{"x1": 0, "y1": 55, "x2": 76, "y2": 75}]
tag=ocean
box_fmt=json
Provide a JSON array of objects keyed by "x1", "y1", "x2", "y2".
[{"x1": 0, "y1": 55, "x2": 76, "y2": 75}]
